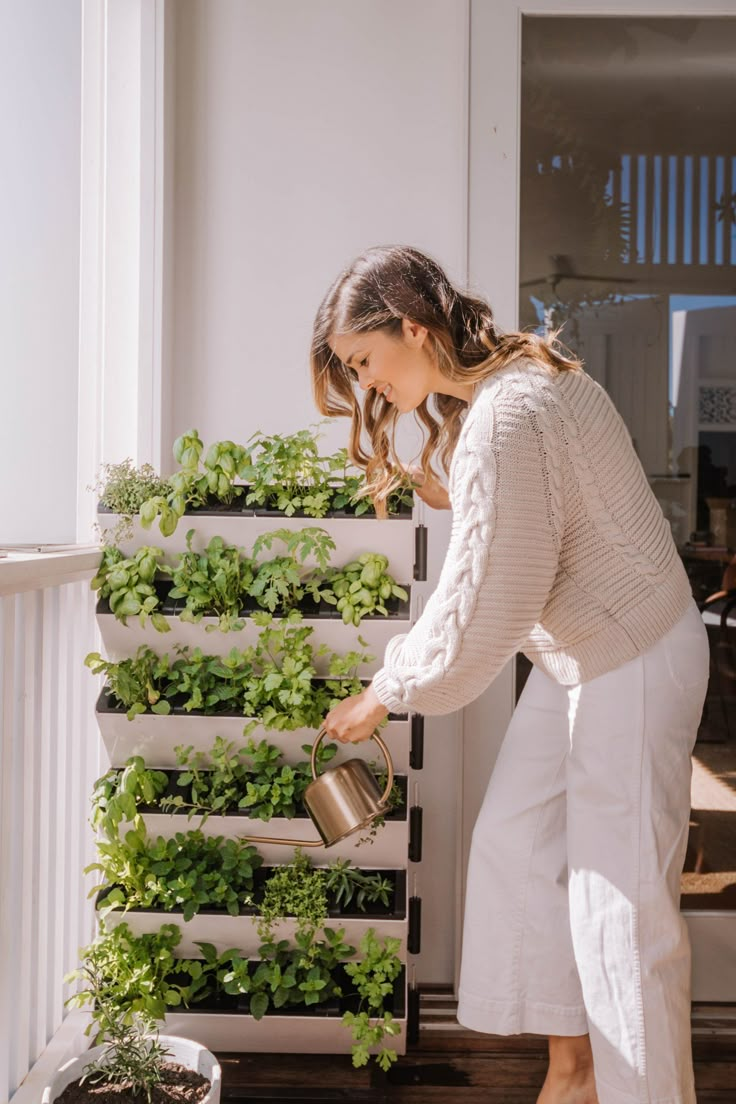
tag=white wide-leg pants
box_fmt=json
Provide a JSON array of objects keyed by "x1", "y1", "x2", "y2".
[{"x1": 456, "y1": 599, "x2": 710, "y2": 1104}]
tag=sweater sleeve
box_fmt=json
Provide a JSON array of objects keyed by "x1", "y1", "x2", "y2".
[{"x1": 370, "y1": 386, "x2": 564, "y2": 716}]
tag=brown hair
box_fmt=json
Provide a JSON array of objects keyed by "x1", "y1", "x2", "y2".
[{"x1": 310, "y1": 244, "x2": 583, "y2": 516}]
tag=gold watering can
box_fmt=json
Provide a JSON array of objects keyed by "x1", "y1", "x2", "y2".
[{"x1": 239, "y1": 727, "x2": 394, "y2": 849}]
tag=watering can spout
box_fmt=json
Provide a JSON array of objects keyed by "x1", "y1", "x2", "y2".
[{"x1": 239, "y1": 726, "x2": 394, "y2": 850}]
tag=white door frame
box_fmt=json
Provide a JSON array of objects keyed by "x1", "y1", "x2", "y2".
[{"x1": 466, "y1": 0, "x2": 736, "y2": 1001}]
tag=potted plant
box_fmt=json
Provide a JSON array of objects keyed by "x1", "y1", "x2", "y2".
[{"x1": 44, "y1": 955, "x2": 220, "y2": 1103}]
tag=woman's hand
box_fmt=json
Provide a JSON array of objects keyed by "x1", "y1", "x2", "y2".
[
  {"x1": 322, "y1": 683, "x2": 389, "y2": 744},
  {"x1": 404, "y1": 463, "x2": 451, "y2": 510}
]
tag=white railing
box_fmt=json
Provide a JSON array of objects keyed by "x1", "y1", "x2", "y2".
[{"x1": 0, "y1": 550, "x2": 101, "y2": 1103}]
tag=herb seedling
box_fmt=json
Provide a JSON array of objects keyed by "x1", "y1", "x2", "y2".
[{"x1": 91, "y1": 544, "x2": 171, "y2": 633}]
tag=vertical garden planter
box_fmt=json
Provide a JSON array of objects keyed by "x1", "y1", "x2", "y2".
[{"x1": 89, "y1": 462, "x2": 424, "y2": 1061}]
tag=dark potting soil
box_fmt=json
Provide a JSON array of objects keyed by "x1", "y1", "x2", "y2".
[
  {"x1": 55, "y1": 1062, "x2": 211, "y2": 1104},
  {"x1": 96, "y1": 487, "x2": 414, "y2": 519}
]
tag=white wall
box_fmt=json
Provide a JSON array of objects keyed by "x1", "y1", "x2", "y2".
[
  {"x1": 0, "y1": 0, "x2": 81, "y2": 544},
  {"x1": 167, "y1": 0, "x2": 470, "y2": 982},
  {"x1": 167, "y1": 0, "x2": 469, "y2": 461}
]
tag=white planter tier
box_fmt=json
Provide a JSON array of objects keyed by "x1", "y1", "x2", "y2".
[
  {"x1": 42, "y1": 1035, "x2": 221, "y2": 1103},
  {"x1": 102, "y1": 908, "x2": 408, "y2": 958},
  {"x1": 95, "y1": 605, "x2": 411, "y2": 676},
  {"x1": 163, "y1": 1008, "x2": 406, "y2": 1057},
  {"x1": 97, "y1": 510, "x2": 418, "y2": 584},
  {"x1": 95, "y1": 705, "x2": 412, "y2": 772},
  {"x1": 130, "y1": 809, "x2": 410, "y2": 866}
]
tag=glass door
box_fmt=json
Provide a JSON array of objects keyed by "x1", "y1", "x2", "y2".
[{"x1": 517, "y1": 13, "x2": 736, "y2": 1000}]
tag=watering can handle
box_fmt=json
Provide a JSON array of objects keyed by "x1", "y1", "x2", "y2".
[{"x1": 311, "y1": 725, "x2": 394, "y2": 807}]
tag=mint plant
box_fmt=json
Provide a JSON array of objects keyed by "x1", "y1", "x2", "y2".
[
  {"x1": 168, "y1": 529, "x2": 255, "y2": 632},
  {"x1": 160, "y1": 735, "x2": 338, "y2": 823},
  {"x1": 166, "y1": 643, "x2": 253, "y2": 713},
  {"x1": 89, "y1": 823, "x2": 263, "y2": 922},
  {"x1": 84, "y1": 646, "x2": 172, "y2": 719},
  {"x1": 216, "y1": 926, "x2": 355, "y2": 1019},
  {"x1": 91, "y1": 544, "x2": 171, "y2": 633}
]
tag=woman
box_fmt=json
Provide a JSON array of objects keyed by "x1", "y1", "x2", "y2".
[{"x1": 310, "y1": 244, "x2": 709, "y2": 1104}]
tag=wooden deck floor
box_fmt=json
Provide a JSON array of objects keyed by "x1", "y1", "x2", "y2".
[{"x1": 216, "y1": 996, "x2": 736, "y2": 1102}]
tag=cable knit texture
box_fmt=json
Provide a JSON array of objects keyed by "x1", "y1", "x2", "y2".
[{"x1": 370, "y1": 357, "x2": 694, "y2": 715}]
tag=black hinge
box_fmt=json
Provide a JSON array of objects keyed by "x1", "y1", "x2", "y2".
[
  {"x1": 407, "y1": 980, "x2": 421, "y2": 1045},
  {"x1": 410, "y1": 713, "x2": 424, "y2": 770},
  {"x1": 408, "y1": 894, "x2": 422, "y2": 955},
  {"x1": 413, "y1": 524, "x2": 428, "y2": 581},
  {"x1": 409, "y1": 804, "x2": 423, "y2": 863}
]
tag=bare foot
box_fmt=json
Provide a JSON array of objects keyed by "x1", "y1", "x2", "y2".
[{"x1": 536, "y1": 1067, "x2": 599, "y2": 1104}]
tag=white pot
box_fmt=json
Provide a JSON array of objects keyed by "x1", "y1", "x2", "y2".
[{"x1": 42, "y1": 1034, "x2": 221, "y2": 1103}]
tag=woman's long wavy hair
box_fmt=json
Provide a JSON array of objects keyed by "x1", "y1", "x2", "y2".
[{"x1": 310, "y1": 244, "x2": 583, "y2": 516}]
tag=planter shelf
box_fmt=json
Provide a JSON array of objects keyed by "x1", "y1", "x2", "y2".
[
  {"x1": 127, "y1": 807, "x2": 410, "y2": 866},
  {"x1": 97, "y1": 509, "x2": 419, "y2": 584},
  {"x1": 163, "y1": 969, "x2": 407, "y2": 1056},
  {"x1": 95, "y1": 595, "x2": 412, "y2": 676},
  {"x1": 95, "y1": 689, "x2": 413, "y2": 772},
  {"x1": 99, "y1": 868, "x2": 408, "y2": 956}
]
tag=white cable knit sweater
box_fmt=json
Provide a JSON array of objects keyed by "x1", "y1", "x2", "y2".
[{"x1": 370, "y1": 356, "x2": 694, "y2": 715}]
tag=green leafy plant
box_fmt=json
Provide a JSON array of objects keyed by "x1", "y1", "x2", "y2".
[
  {"x1": 86, "y1": 618, "x2": 374, "y2": 731},
  {"x1": 85, "y1": 646, "x2": 172, "y2": 720},
  {"x1": 256, "y1": 848, "x2": 330, "y2": 941},
  {"x1": 242, "y1": 612, "x2": 373, "y2": 732},
  {"x1": 200, "y1": 439, "x2": 252, "y2": 504},
  {"x1": 89, "y1": 822, "x2": 263, "y2": 922},
  {"x1": 67, "y1": 957, "x2": 174, "y2": 1104},
  {"x1": 160, "y1": 735, "x2": 338, "y2": 823},
  {"x1": 256, "y1": 850, "x2": 395, "y2": 944},
  {"x1": 168, "y1": 529, "x2": 255, "y2": 632},
  {"x1": 91, "y1": 756, "x2": 169, "y2": 841},
  {"x1": 89, "y1": 458, "x2": 172, "y2": 545},
  {"x1": 140, "y1": 430, "x2": 253, "y2": 536},
  {"x1": 248, "y1": 527, "x2": 336, "y2": 613},
  {"x1": 166, "y1": 643, "x2": 254, "y2": 714},
  {"x1": 65, "y1": 922, "x2": 211, "y2": 1031},
  {"x1": 323, "y1": 859, "x2": 393, "y2": 913},
  {"x1": 68, "y1": 923, "x2": 401, "y2": 1070},
  {"x1": 91, "y1": 544, "x2": 171, "y2": 633},
  {"x1": 306, "y1": 552, "x2": 409, "y2": 626},
  {"x1": 242, "y1": 426, "x2": 334, "y2": 517},
  {"x1": 215, "y1": 926, "x2": 355, "y2": 1019},
  {"x1": 342, "y1": 929, "x2": 403, "y2": 1071}
]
